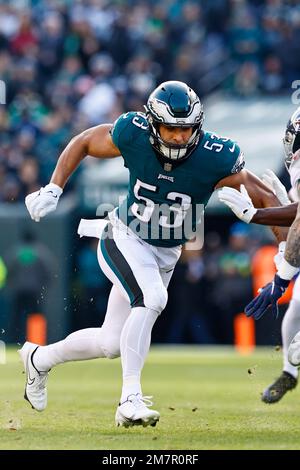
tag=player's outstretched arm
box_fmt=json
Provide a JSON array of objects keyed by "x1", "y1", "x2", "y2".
[
  {"x1": 218, "y1": 184, "x2": 297, "y2": 227},
  {"x1": 25, "y1": 124, "x2": 121, "y2": 222},
  {"x1": 250, "y1": 203, "x2": 297, "y2": 227},
  {"x1": 216, "y1": 169, "x2": 290, "y2": 242},
  {"x1": 216, "y1": 169, "x2": 284, "y2": 209},
  {"x1": 216, "y1": 170, "x2": 299, "y2": 319}
]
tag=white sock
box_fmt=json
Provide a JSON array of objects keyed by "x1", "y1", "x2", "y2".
[
  {"x1": 121, "y1": 376, "x2": 142, "y2": 401},
  {"x1": 282, "y1": 299, "x2": 300, "y2": 378},
  {"x1": 33, "y1": 286, "x2": 131, "y2": 371},
  {"x1": 120, "y1": 307, "x2": 159, "y2": 403},
  {"x1": 33, "y1": 328, "x2": 107, "y2": 371}
]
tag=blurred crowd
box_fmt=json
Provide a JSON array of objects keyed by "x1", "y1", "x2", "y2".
[{"x1": 0, "y1": 0, "x2": 300, "y2": 203}]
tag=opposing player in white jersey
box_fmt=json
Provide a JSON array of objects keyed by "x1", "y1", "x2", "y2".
[
  {"x1": 19, "y1": 81, "x2": 285, "y2": 427},
  {"x1": 218, "y1": 107, "x2": 300, "y2": 403}
]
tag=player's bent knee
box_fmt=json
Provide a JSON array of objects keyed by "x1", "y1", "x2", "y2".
[
  {"x1": 101, "y1": 336, "x2": 120, "y2": 359},
  {"x1": 143, "y1": 285, "x2": 168, "y2": 313},
  {"x1": 104, "y1": 349, "x2": 120, "y2": 359}
]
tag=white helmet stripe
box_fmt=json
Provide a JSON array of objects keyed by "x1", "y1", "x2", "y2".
[{"x1": 148, "y1": 98, "x2": 202, "y2": 126}]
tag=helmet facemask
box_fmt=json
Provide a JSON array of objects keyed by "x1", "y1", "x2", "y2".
[
  {"x1": 145, "y1": 81, "x2": 204, "y2": 162},
  {"x1": 147, "y1": 116, "x2": 201, "y2": 161}
]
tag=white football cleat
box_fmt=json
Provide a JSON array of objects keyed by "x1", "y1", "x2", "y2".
[
  {"x1": 115, "y1": 394, "x2": 160, "y2": 428},
  {"x1": 18, "y1": 342, "x2": 49, "y2": 412},
  {"x1": 288, "y1": 332, "x2": 300, "y2": 367}
]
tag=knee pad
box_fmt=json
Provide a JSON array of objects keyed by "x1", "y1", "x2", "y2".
[{"x1": 143, "y1": 283, "x2": 168, "y2": 313}]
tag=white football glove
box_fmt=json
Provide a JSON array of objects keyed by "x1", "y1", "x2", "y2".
[
  {"x1": 262, "y1": 169, "x2": 290, "y2": 206},
  {"x1": 273, "y1": 241, "x2": 286, "y2": 271},
  {"x1": 25, "y1": 183, "x2": 63, "y2": 222},
  {"x1": 218, "y1": 184, "x2": 257, "y2": 223}
]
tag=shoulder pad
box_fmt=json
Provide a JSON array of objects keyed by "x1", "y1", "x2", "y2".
[{"x1": 111, "y1": 112, "x2": 148, "y2": 148}]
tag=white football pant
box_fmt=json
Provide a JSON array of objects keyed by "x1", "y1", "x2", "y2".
[{"x1": 34, "y1": 215, "x2": 181, "y2": 400}]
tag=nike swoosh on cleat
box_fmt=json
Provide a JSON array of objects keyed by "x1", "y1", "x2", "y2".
[{"x1": 26, "y1": 348, "x2": 39, "y2": 386}]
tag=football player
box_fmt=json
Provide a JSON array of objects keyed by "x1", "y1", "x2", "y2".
[
  {"x1": 20, "y1": 81, "x2": 285, "y2": 427},
  {"x1": 218, "y1": 106, "x2": 300, "y2": 403}
]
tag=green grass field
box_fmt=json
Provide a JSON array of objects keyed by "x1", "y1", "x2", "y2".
[{"x1": 1, "y1": 345, "x2": 300, "y2": 450}]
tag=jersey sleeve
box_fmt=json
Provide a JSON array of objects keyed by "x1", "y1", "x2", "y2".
[
  {"x1": 110, "y1": 112, "x2": 149, "y2": 169},
  {"x1": 110, "y1": 112, "x2": 135, "y2": 150},
  {"x1": 216, "y1": 139, "x2": 245, "y2": 182}
]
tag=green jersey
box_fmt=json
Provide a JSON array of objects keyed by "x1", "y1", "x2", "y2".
[{"x1": 111, "y1": 112, "x2": 244, "y2": 247}]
